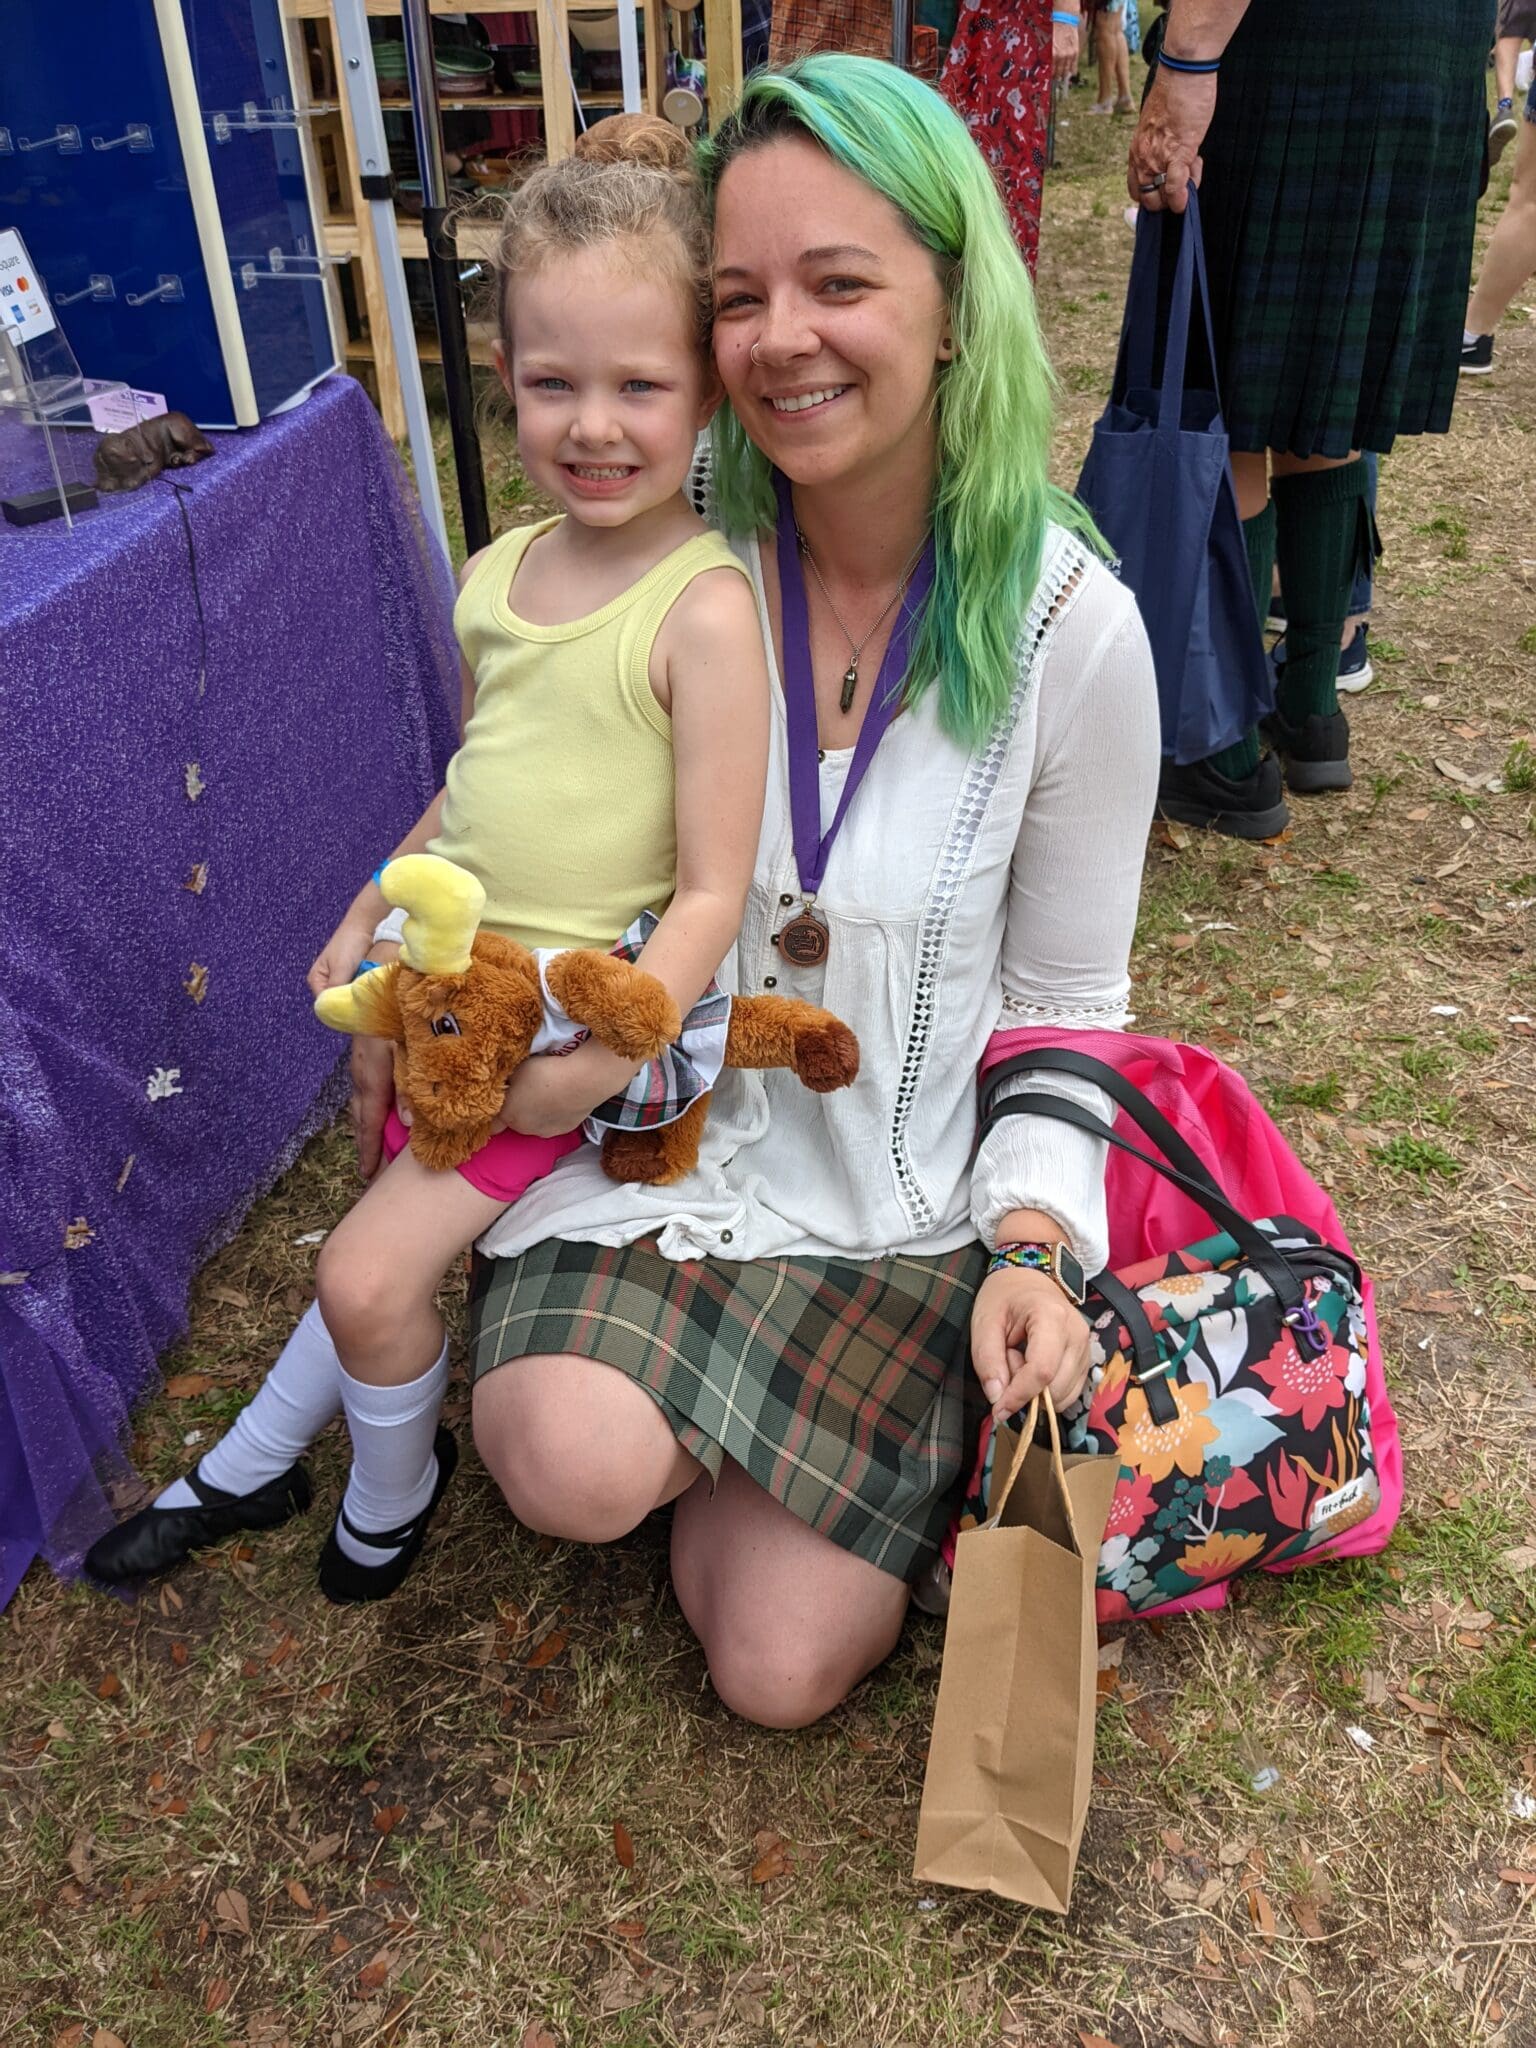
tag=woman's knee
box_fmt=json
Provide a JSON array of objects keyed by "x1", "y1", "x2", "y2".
[
  {"x1": 472, "y1": 1358, "x2": 680, "y2": 1543},
  {"x1": 702, "y1": 1624, "x2": 876, "y2": 1730}
]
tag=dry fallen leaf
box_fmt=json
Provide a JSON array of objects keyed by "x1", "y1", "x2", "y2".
[
  {"x1": 1501, "y1": 1545, "x2": 1536, "y2": 1575},
  {"x1": 306, "y1": 1831, "x2": 345, "y2": 1866},
  {"x1": 284, "y1": 1877, "x2": 314, "y2": 1912},
  {"x1": 525, "y1": 1629, "x2": 568, "y2": 1669},
  {"x1": 329, "y1": 1932, "x2": 353, "y2": 1957},
  {"x1": 357, "y1": 1953, "x2": 391, "y2": 1994},
  {"x1": 91, "y1": 2031, "x2": 126, "y2": 2048},
  {"x1": 1291, "y1": 1893, "x2": 1326, "y2": 1939},
  {"x1": 1077, "y1": 2033, "x2": 1123, "y2": 2048},
  {"x1": 1499, "y1": 1867, "x2": 1536, "y2": 1886},
  {"x1": 1247, "y1": 1886, "x2": 1278, "y2": 1940},
  {"x1": 66, "y1": 1831, "x2": 95, "y2": 1883},
  {"x1": 595, "y1": 1962, "x2": 644, "y2": 2014},
  {"x1": 372, "y1": 1805, "x2": 407, "y2": 1836},
  {"x1": 612, "y1": 1821, "x2": 636, "y2": 1869},
  {"x1": 214, "y1": 1886, "x2": 251, "y2": 1937},
  {"x1": 194, "y1": 1726, "x2": 217, "y2": 1757},
  {"x1": 519, "y1": 2028, "x2": 559, "y2": 2048},
  {"x1": 750, "y1": 1829, "x2": 792, "y2": 1884},
  {"x1": 204, "y1": 1977, "x2": 232, "y2": 2014},
  {"x1": 95, "y1": 1672, "x2": 122, "y2": 1700},
  {"x1": 164, "y1": 1374, "x2": 211, "y2": 1400}
]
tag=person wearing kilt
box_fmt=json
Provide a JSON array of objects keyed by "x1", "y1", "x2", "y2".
[
  {"x1": 461, "y1": 57, "x2": 1159, "y2": 1729},
  {"x1": 1132, "y1": 0, "x2": 1493, "y2": 835}
]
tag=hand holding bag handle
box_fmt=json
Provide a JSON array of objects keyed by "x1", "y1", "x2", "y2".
[{"x1": 987, "y1": 1391, "x2": 1083, "y2": 1553}]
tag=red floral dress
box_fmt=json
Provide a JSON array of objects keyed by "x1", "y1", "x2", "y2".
[{"x1": 940, "y1": 0, "x2": 1052, "y2": 274}]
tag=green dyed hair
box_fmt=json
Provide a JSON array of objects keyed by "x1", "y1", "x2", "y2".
[{"x1": 698, "y1": 54, "x2": 1102, "y2": 748}]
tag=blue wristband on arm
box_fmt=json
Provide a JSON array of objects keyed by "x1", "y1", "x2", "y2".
[
  {"x1": 1051, "y1": 9, "x2": 1078, "y2": 21},
  {"x1": 1157, "y1": 49, "x2": 1221, "y2": 74}
]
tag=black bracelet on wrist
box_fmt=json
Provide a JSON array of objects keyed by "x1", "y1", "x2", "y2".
[{"x1": 1158, "y1": 49, "x2": 1221, "y2": 74}]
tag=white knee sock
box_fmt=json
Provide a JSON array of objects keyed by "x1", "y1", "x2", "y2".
[
  {"x1": 155, "y1": 1300, "x2": 342, "y2": 1509},
  {"x1": 334, "y1": 1341, "x2": 450, "y2": 1566}
]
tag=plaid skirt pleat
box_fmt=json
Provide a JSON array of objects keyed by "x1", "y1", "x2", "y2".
[
  {"x1": 469, "y1": 1237, "x2": 989, "y2": 1581},
  {"x1": 1192, "y1": 0, "x2": 1491, "y2": 457}
]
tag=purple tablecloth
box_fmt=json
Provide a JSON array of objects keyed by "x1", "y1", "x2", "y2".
[{"x1": 0, "y1": 374, "x2": 459, "y2": 1607}]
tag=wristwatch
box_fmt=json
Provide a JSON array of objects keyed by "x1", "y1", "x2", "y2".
[{"x1": 987, "y1": 1238, "x2": 1087, "y2": 1306}]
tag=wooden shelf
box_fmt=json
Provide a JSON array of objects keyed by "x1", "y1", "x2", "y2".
[
  {"x1": 346, "y1": 331, "x2": 500, "y2": 369},
  {"x1": 283, "y1": 0, "x2": 740, "y2": 441}
]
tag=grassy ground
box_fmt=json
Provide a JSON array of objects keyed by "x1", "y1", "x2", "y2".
[{"x1": 5, "y1": 76, "x2": 1536, "y2": 2048}]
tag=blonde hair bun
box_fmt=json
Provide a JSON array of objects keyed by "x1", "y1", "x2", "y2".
[{"x1": 573, "y1": 113, "x2": 696, "y2": 178}]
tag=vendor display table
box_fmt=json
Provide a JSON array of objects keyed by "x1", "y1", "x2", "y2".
[{"x1": 1, "y1": 373, "x2": 460, "y2": 1607}]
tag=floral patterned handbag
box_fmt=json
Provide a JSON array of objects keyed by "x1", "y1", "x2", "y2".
[{"x1": 963, "y1": 1050, "x2": 1386, "y2": 1624}]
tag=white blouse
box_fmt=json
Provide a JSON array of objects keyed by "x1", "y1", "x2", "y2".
[{"x1": 476, "y1": 524, "x2": 1160, "y2": 1279}]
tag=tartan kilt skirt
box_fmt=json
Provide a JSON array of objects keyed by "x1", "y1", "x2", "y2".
[
  {"x1": 1193, "y1": 0, "x2": 1492, "y2": 457},
  {"x1": 468, "y1": 1236, "x2": 989, "y2": 1582}
]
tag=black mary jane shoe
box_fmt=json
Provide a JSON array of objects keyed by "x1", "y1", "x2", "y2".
[
  {"x1": 317, "y1": 1428, "x2": 459, "y2": 1606},
  {"x1": 83, "y1": 1462, "x2": 313, "y2": 1586}
]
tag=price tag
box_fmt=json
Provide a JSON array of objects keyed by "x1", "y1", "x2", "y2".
[{"x1": 0, "y1": 229, "x2": 58, "y2": 345}]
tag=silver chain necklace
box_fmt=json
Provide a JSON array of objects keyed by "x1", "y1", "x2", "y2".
[{"x1": 794, "y1": 521, "x2": 930, "y2": 714}]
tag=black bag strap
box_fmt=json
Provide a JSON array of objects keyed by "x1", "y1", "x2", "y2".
[
  {"x1": 1088, "y1": 1265, "x2": 1182, "y2": 1425},
  {"x1": 983, "y1": 1045, "x2": 1229, "y2": 1205},
  {"x1": 983, "y1": 1088, "x2": 1307, "y2": 1312}
]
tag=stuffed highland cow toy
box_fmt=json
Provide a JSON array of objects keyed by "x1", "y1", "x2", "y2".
[{"x1": 314, "y1": 855, "x2": 860, "y2": 1185}]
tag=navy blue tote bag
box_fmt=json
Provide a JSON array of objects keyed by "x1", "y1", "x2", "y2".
[{"x1": 1076, "y1": 187, "x2": 1274, "y2": 765}]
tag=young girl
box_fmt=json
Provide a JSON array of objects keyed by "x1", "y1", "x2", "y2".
[{"x1": 86, "y1": 116, "x2": 770, "y2": 1602}]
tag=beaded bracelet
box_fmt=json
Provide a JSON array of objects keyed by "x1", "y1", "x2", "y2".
[{"x1": 1157, "y1": 49, "x2": 1221, "y2": 74}]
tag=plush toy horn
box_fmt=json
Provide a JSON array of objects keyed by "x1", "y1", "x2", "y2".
[
  {"x1": 382, "y1": 854, "x2": 486, "y2": 975},
  {"x1": 314, "y1": 962, "x2": 404, "y2": 1037}
]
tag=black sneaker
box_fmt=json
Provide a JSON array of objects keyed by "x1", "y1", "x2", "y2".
[
  {"x1": 83, "y1": 1461, "x2": 313, "y2": 1585},
  {"x1": 1490, "y1": 103, "x2": 1519, "y2": 169},
  {"x1": 1460, "y1": 333, "x2": 1494, "y2": 375},
  {"x1": 1265, "y1": 708, "x2": 1352, "y2": 794},
  {"x1": 1157, "y1": 751, "x2": 1291, "y2": 840}
]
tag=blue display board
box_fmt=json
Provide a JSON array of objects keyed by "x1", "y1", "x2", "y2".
[{"x1": 2, "y1": 0, "x2": 337, "y2": 427}]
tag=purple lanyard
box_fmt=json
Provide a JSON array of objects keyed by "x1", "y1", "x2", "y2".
[{"x1": 772, "y1": 469, "x2": 935, "y2": 903}]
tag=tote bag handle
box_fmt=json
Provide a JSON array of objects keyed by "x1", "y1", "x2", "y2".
[{"x1": 1111, "y1": 183, "x2": 1223, "y2": 432}]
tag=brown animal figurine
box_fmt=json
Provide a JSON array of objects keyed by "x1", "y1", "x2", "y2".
[
  {"x1": 315, "y1": 855, "x2": 859, "y2": 1185},
  {"x1": 92, "y1": 410, "x2": 214, "y2": 493}
]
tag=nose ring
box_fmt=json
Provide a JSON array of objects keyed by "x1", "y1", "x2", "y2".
[{"x1": 750, "y1": 340, "x2": 764, "y2": 366}]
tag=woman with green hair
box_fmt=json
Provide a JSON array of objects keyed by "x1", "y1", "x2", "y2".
[{"x1": 463, "y1": 55, "x2": 1159, "y2": 1725}]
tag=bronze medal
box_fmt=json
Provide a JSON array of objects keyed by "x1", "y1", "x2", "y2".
[{"x1": 776, "y1": 903, "x2": 831, "y2": 967}]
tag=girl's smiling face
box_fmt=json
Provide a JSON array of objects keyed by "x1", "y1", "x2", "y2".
[
  {"x1": 499, "y1": 240, "x2": 718, "y2": 529},
  {"x1": 711, "y1": 135, "x2": 953, "y2": 495}
]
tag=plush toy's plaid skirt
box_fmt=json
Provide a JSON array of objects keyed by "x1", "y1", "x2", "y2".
[
  {"x1": 1193, "y1": 0, "x2": 1490, "y2": 457},
  {"x1": 468, "y1": 1237, "x2": 989, "y2": 1582}
]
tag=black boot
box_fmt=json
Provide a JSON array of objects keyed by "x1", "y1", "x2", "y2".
[
  {"x1": 1157, "y1": 752, "x2": 1291, "y2": 840},
  {"x1": 83, "y1": 1462, "x2": 313, "y2": 1585},
  {"x1": 1264, "y1": 707, "x2": 1352, "y2": 794},
  {"x1": 318, "y1": 1428, "x2": 459, "y2": 1605}
]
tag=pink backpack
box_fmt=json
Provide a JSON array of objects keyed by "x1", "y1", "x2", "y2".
[{"x1": 945, "y1": 1030, "x2": 1402, "y2": 1619}]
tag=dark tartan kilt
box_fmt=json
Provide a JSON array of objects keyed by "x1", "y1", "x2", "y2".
[
  {"x1": 1191, "y1": 0, "x2": 1492, "y2": 457},
  {"x1": 468, "y1": 1236, "x2": 989, "y2": 1583}
]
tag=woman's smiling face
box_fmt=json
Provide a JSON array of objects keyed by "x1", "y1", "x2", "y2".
[{"x1": 712, "y1": 134, "x2": 953, "y2": 493}]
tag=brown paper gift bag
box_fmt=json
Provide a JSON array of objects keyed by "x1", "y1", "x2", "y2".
[{"x1": 913, "y1": 1393, "x2": 1119, "y2": 1913}]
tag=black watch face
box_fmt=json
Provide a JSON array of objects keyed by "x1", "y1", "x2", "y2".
[{"x1": 1057, "y1": 1245, "x2": 1087, "y2": 1303}]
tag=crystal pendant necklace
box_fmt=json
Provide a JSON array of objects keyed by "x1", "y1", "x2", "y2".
[{"x1": 794, "y1": 522, "x2": 930, "y2": 714}]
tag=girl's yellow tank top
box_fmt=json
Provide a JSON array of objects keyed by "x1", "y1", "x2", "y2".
[{"x1": 429, "y1": 515, "x2": 749, "y2": 953}]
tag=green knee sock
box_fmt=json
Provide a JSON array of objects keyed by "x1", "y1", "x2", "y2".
[
  {"x1": 1271, "y1": 461, "x2": 1373, "y2": 723},
  {"x1": 1207, "y1": 502, "x2": 1277, "y2": 780},
  {"x1": 1243, "y1": 498, "x2": 1277, "y2": 629}
]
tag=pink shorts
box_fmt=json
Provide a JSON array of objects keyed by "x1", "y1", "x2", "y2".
[{"x1": 382, "y1": 1107, "x2": 584, "y2": 1202}]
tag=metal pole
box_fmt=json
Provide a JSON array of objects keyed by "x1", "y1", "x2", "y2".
[
  {"x1": 400, "y1": 0, "x2": 491, "y2": 556},
  {"x1": 617, "y1": 0, "x2": 643, "y2": 115},
  {"x1": 891, "y1": 0, "x2": 913, "y2": 66},
  {"x1": 331, "y1": 0, "x2": 449, "y2": 560}
]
